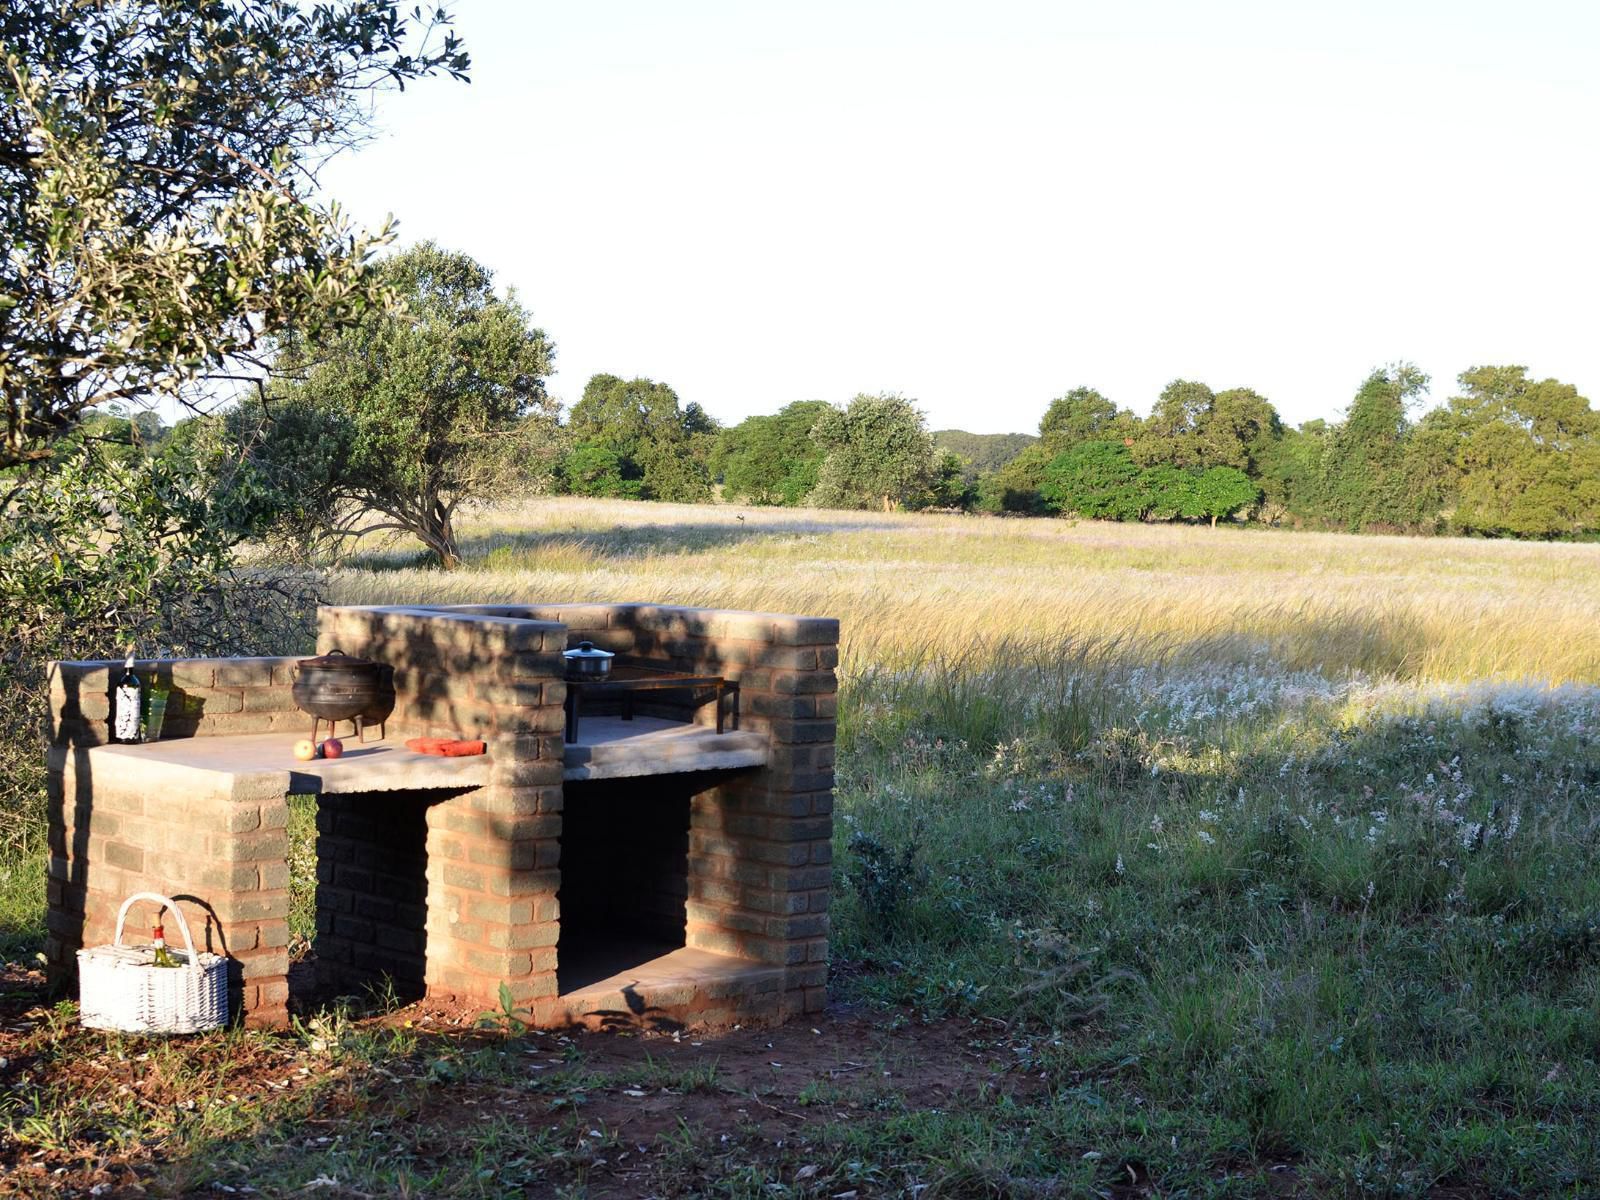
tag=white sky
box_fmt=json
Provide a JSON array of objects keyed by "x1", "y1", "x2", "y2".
[{"x1": 315, "y1": 0, "x2": 1600, "y2": 435}]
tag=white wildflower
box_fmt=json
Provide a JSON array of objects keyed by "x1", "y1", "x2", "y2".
[
  {"x1": 1197, "y1": 830, "x2": 1216, "y2": 846},
  {"x1": 1114, "y1": 854, "x2": 1126, "y2": 877}
]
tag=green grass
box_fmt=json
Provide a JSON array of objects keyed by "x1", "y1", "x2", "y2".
[
  {"x1": 285, "y1": 794, "x2": 317, "y2": 953},
  {"x1": 823, "y1": 649, "x2": 1600, "y2": 1194},
  {"x1": 0, "y1": 843, "x2": 46, "y2": 962}
]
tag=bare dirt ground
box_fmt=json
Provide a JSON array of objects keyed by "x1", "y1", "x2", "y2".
[{"x1": 0, "y1": 963, "x2": 1052, "y2": 1199}]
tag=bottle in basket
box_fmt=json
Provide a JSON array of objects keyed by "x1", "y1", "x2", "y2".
[
  {"x1": 78, "y1": 891, "x2": 228, "y2": 1034},
  {"x1": 151, "y1": 920, "x2": 179, "y2": 968}
]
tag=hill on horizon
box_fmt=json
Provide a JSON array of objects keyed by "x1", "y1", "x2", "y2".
[{"x1": 931, "y1": 429, "x2": 1036, "y2": 480}]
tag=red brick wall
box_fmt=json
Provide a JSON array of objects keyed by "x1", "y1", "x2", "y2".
[
  {"x1": 429, "y1": 603, "x2": 838, "y2": 1018},
  {"x1": 46, "y1": 656, "x2": 301, "y2": 1026}
]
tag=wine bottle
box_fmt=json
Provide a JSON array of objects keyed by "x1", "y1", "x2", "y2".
[
  {"x1": 113, "y1": 654, "x2": 144, "y2": 744},
  {"x1": 151, "y1": 921, "x2": 179, "y2": 968}
]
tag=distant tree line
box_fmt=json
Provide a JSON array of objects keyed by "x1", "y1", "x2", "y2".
[
  {"x1": 145, "y1": 336, "x2": 1600, "y2": 555},
  {"x1": 683, "y1": 365, "x2": 1600, "y2": 538},
  {"x1": 90, "y1": 234, "x2": 1585, "y2": 551},
  {"x1": 126, "y1": 280, "x2": 1600, "y2": 551},
  {"x1": 556, "y1": 390, "x2": 966, "y2": 513}
]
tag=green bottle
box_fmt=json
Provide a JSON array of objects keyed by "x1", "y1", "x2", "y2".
[{"x1": 151, "y1": 920, "x2": 180, "y2": 968}]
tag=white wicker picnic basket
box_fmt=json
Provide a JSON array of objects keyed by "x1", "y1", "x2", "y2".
[{"x1": 77, "y1": 892, "x2": 228, "y2": 1034}]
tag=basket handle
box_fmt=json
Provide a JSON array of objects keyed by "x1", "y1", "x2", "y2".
[{"x1": 112, "y1": 892, "x2": 201, "y2": 966}]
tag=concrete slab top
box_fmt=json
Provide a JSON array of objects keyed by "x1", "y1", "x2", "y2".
[
  {"x1": 87, "y1": 732, "x2": 491, "y2": 795},
  {"x1": 556, "y1": 945, "x2": 784, "y2": 1017},
  {"x1": 563, "y1": 716, "x2": 768, "y2": 782}
]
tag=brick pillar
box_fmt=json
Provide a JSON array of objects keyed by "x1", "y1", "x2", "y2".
[
  {"x1": 49, "y1": 753, "x2": 292, "y2": 1026},
  {"x1": 316, "y1": 607, "x2": 568, "y2": 1012},
  {"x1": 582, "y1": 607, "x2": 838, "y2": 1019}
]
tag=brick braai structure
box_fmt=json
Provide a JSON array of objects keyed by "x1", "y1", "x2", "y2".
[{"x1": 46, "y1": 603, "x2": 837, "y2": 1030}]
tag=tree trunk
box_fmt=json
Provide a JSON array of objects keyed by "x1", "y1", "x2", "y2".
[
  {"x1": 1210, "y1": 514, "x2": 1218, "y2": 529},
  {"x1": 417, "y1": 503, "x2": 462, "y2": 569}
]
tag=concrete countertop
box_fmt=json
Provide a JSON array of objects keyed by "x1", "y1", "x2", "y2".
[
  {"x1": 85, "y1": 719, "x2": 771, "y2": 796},
  {"x1": 87, "y1": 732, "x2": 492, "y2": 795}
]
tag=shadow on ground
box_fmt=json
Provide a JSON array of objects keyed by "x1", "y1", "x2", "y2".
[{"x1": 351, "y1": 517, "x2": 905, "y2": 573}]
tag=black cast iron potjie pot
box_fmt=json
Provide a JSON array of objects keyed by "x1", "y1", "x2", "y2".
[
  {"x1": 563, "y1": 641, "x2": 614, "y2": 681},
  {"x1": 292, "y1": 648, "x2": 386, "y2": 740}
]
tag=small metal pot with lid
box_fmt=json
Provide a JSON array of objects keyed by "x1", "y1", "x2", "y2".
[
  {"x1": 563, "y1": 641, "x2": 614, "y2": 681},
  {"x1": 292, "y1": 648, "x2": 388, "y2": 741}
]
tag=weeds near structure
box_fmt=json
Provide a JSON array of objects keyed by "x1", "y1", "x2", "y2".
[{"x1": 475, "y1": 983, "x2": 533, "y2": 1037}]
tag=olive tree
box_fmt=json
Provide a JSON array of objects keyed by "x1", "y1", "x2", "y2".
[
  {"x1": 809, "y1": 393, "x2": 936, "y2": 511},
  {"x1": 0, "y1": 1, "x2": 468, "y2": 468},
  {"x1": 234, "y1": 243, "x2": 558, "y2": 569}
]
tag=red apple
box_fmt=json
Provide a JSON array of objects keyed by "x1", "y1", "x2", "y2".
[{"x1": 320, "y1": 738, "x2": 344, "y2": 760}]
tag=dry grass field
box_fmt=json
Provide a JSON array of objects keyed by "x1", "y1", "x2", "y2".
[{"x1": 328, "y1": 497, "x2": 1600, "y2": 684}]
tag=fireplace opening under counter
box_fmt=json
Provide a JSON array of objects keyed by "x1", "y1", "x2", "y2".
[{"x1": 556, "y1": 778, "x2": 691, "y2": 994}]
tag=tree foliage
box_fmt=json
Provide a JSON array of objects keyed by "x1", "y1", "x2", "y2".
[
  {"x1": 0, "y1": 2, "x2": 466, "y2": 840},
  {"x1": 1314, "y1": 366, "x2": 1427, "y2": 530},
  {"x1": 930, "y1": 430, "x2": 1035, "y2": 480},
  {"x1": 0, "y1": 440, "x2": 316, "y2": 846},
  {"x1": 561, "y1": 443, "x2": 637, "y2": 499},
  {"x1": 0, "y1": 0, "x2": 468, "y2": 467},
  {"x1": 1129, "y1": 379, "x2": 1217, "y2": 468},
  {"x1": 951, "y1": 362, "x2": 1596, "y2": 538},
  {"x1": 1183, "y1": 466, "x2": 1259, "y2": 526},
  {"x1": 563, "y1": 375, "x2": 714, "y2": 503},
  {"x1": 1038, "y1": 388, "x2": 1136, "y2": 452},
  {"x1": 1039, "y1": 440, "x2": 1146, "y2": 520},
  {"x1": 976, "y1": 441, "x2": 1055, "y2": 514},
  {"x1": 713, "y1": 400, "x2": 831, "y2": 505},
  {"x1": 230, "y1": 242, "x2": 557, "y2": 569},
  {"x1": 809, "y1": 393, "x2": 936, "y2": 511},
  {"x1": 1449, "y1": 366, "x2": 1600, "y2": 537}
]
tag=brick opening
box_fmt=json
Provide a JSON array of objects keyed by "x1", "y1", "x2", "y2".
[
  {"x1": 312, "y1": 790, "x2": 440, "y2": 1004},
  {"x1": 557, "y1": 779, "x2": 691, "y2": 994}
]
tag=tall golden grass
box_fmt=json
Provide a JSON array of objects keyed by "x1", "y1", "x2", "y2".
[{"x1": 324, "y1": 497, "x2": 1600, "y2": 684}]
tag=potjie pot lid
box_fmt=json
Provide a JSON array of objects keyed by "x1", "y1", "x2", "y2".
[
  {"x1": 297, "y1": 648, "x2": 379, "y2": 669},
  {"x1": 563, "y1": 641, "x2": 614, "y2": 661}
]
